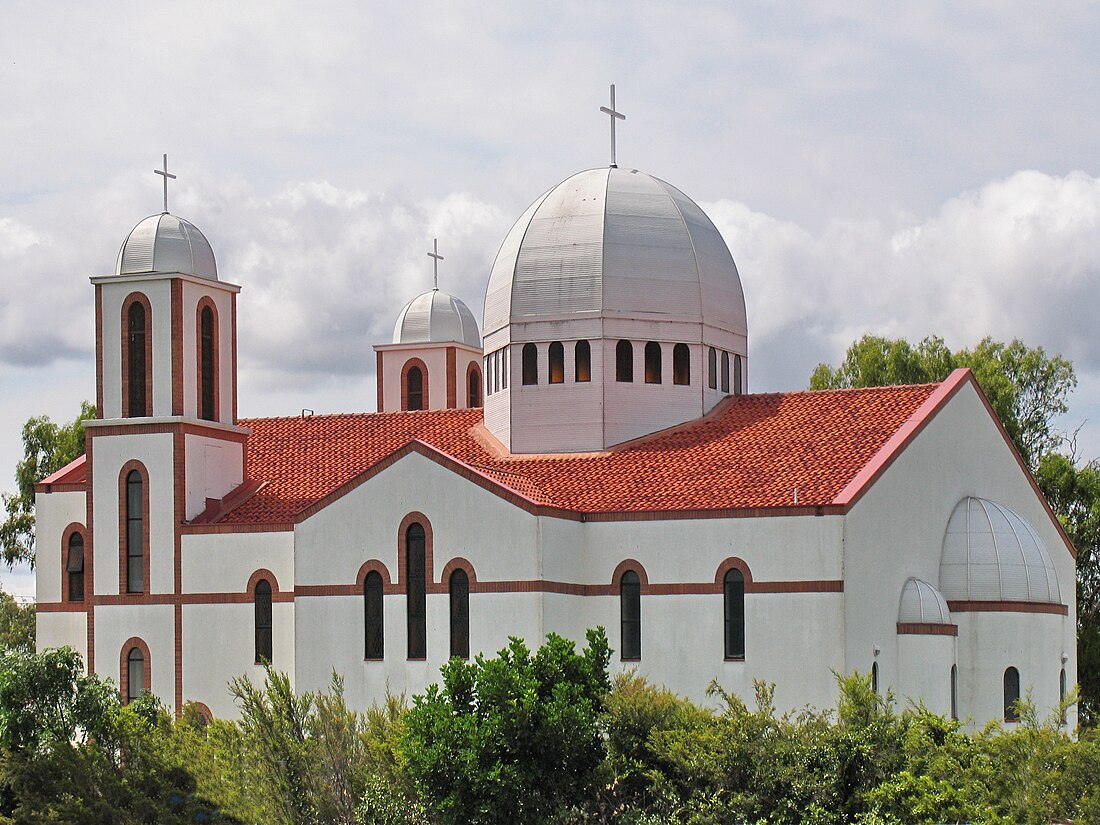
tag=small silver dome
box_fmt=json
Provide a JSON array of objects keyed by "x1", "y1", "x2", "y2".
[
  {"x1": 483, "y1": 166, "x2": 747, "y2": 338},
  {"x1": 393, "y1": 289, "x2": 481, "y2": 348},
  {"x1": 940, "y1": 497, "x2": 1061, "y2": 604},
  {"x1": 116, "y1": 213, "x2": 218, "y2": 280},
  {"x1": 898, "y1": 578, "x2": 953, "y2": 624}
]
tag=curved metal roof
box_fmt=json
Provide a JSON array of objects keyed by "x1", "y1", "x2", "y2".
[
  {"x1": 898, "y1": 577, "x2": 952, "y2": 624},
  {"x1": 115, "y1": 213, "x2": 218, "y2": 280},
  {"x1": 483, "y1": 167, "x2": 747, "y2": 338},
  {"x1": 393, "y1": 289, "x2": 481, "y2": 348},
  {"x1": 939, "y1": 497, "x2": 1061, "y2": 604}
]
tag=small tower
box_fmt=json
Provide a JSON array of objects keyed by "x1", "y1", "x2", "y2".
[{"x1": 374, "y1": 288, "x2": 483, "y2": 412}]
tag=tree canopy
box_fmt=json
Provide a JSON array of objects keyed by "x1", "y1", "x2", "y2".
[{"x1": 0, "y1": 401, "x2": 95, "y2": 568}]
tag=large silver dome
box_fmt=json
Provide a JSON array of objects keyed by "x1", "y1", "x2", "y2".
[
  {"x1": 393, "y1": 289, "x2": 481, "y2": 348},
  {"x1": 483, "y1": 167, "x2": 747, "y2": 338},
  {"x1": 940, "y1": 497, "x2": 1061, "y2": 604},
  {"x1": 116, "y1": 213, "x2": 217, "y2": 280}
]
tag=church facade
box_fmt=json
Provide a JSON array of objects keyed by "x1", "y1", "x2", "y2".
[{"x1": 35, "y1": 162, "x2": 1077, "y2": 728}]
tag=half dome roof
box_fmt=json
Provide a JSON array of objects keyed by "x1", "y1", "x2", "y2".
[
  {"x1": 483, "y1": 166, "x2": 747, "y2": 338},
  {"x1": 940, "y1": 497, "x2": 1061, "y2": 604},
  {"x1": 115, "y1": 213, "x2": 217, "y2": 280},
  {"x1": 393, "y1": 289, "x2": 481, "y2": 348},
  {"x1": 898, "y1": 578, "x2": 953, "y2": 625}
]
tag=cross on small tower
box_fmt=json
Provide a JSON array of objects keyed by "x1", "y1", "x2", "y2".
[
  {"x1": 153, "y1": 154, "x2": 176, "y2": 214},
  {"x1": 599, "y1": 83, "x2": 626, "y2": 168},
  {"x1": 427, "y1": 238, "x2": 444, "y2": 291}
]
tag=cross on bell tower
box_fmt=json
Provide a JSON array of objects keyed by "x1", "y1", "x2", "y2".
[
  {"x1": 600, "y1": 84, "x2": 626, "y2": 168},
  {"x1": 427, "y1": 238, "x2": 444, "y2": 291},
  {"x1": 153, "y1": 154, "x2": 176, "y2": 214}
]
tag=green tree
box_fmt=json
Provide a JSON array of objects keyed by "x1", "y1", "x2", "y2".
[
  {"x1": 810, "y1": 335, "x2": 1074, "y2": 470},
  {"x1": 0, "y1": 592, "x2": 34, "y2": 654},
  {"x1": 0, "y1": 401, "x2": 95, "y2": 568},
  {"x1": 400, "y1": 628, "x2": 612, "y2": 825}
]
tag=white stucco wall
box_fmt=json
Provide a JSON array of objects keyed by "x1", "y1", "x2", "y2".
[
  {"x1": 94, "y1": 603, "x2": 175, "y2": 700},
  {"x1": 97, "y1": 277, "x2": 174, "y2": 419},
  {"x1": 34, "y1": 489, "x2": 87, "y2": 605},
  {"x1": 182, "y1": 434, "x2": 244, "y2": 519},
  {"x1": 36, "y1": 612, "x2": 88, "y2": 661}
]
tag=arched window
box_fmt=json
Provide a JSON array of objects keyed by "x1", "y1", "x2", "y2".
[
  {"x1": 644, "y1": 342, "x2": 662, "y2": 384},
  {"x1": 467, "y1": 366, "x2": 481, "y2": 408},
  {"x1": 500, "y1": 348, "x2": 508, "y2": 390},
  {"x1": 406, "y1": 523, "x2": 426, "y2": 659},
  {"x1": 872, "y1": 661, "x2": 879, "y2": 693},
  {"x1": 548, "y1": 342, "x2": 565, "y2": 384},
  {"x1": 125, "y1": 470, "x2": 144, "y2": 594},
  {"x1": 1060, "y1": 668, "x2": 1067, "y2": 724},
  {"x1": 673, "y1": 343, "x2": 690, "y2": 386},
  {"x1": 485, "y1": 354, "x2": 493, "y2": 397},
  {"x1": 199, "y1": 304, "x2": 216, "y2": 421},
  {"x1": 575, "y1": 340, "x2": 591, "y2": 382},
  {"x1": 951, "y1": 664, "x2": 958, "y2": 720},
  {"x1": 254, "y1": 579, "x2": 272, "y2": 663},
  {"x1": 405, "y1": 366, "x2": 424, "y2": 411},
  {"x1": 522, "y1": 343, "x2": 538, "y2": 386},
  {"x1": 126, "y1": 646, "x2": 145, "y2": 704},
  {"x1": 66, "y1": 532, "x2": 85, "y2": 602},
  {"x1": 616, "y1": 340, "x2": 633, "y2": 383},
  {"x1": 723, "y1": 568, "x2": 745, "y2": 659},
  {"x1": 721, "y1": 351, "x2": 730, "y2": 393},
  {"x1": 733, "y1": 354, "x2": 744, "y2": 395},
  {"x1": 708, "y1": 347, "x2": 717, "y2": 390},
  {"x1": 620, "y1": 570, "x2": 641, "y2": 660},
  {"x1": 364, "y1": 571, "x2": 384, "y2": 660},
  {"x1": 126, "y1": 300, "x2": 148, "y2": 417},
  {"x1": 1004, "y1": 666, "x2": 1020, "y2": 722},
  {"x1": 449, "y1": 568, "x2": 470, "y2": 660}
]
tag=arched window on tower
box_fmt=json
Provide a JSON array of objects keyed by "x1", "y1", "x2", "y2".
[
  {"x1": 548, "y1": 342, "x2": 565, "y2": 384},
  {"x1": 616, "y1": 340, "x2": 634, "y2": 383},
  {"x1": 708, "y1": 347, "x2": 717, "y2": 390},
  {"x1": 620, "y1": 570, "x2": 641, "y2": 660},
  {"x1": 522, "y1": 343, "x2": 538, "y2": 386},
  {"x1": 734, "y1": 354, "x2": 743, "y2": 395},
  {"x1": 66, "y1": 532, "x2": 85, "y2": 602},
  {"x1": 468, "y1": 367, "x2": 481, "y2": 408},
  {"x1": 673, "y1": 343, "x2": 690, "y2": 386},
  {"x1": 199, "y1": 305, "x2": 216, "y2": 421},
  {"x1": 575, "y1": 340, "x2": 591, "y2": 382},
  {"x1": 406, "y1": 523, "x2": 427, "y2": 659},
  {"x1": 1004, "y1": 666, "x2": 1021, "y2": 722},
  {"x1": 723, "y1": 568, "x2": 745, "y2": 659},
  {"x1": 406, "y1": 366, "x2": 424, "y2": 411},
  {"x1": 125, "y1": 646, "x2": 145, "y2": 704},
  {"x1": 721, "y1": 351, "x2": 730, "y2": 393},
  {"x1": 127, "y1": 301, "x2": 148, "y2": 417},
  {"x1": 644, "y1": 342, "x2": 662, "y2": 384},
  {"x1": 449, "y1": 568, "x2": 470, "y2": 660},
  {"x1": 254, "y1": 579, "x2": 272, "y2": 663},
  {"x1": 364, "y1": 571, "x2": 384, "y2": 660},
  {"x1": 125, "y1": 470, "x2": 144, "y2": 594}
]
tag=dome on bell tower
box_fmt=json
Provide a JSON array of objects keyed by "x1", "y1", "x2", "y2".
[
  {"x1": 115, "y1": 213, "x2": 218, "y2": 281},
  {"x1": 393, "y1": 289, "x2": 481, "y2": 348}
]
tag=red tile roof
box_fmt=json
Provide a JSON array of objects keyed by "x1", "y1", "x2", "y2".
[{"x1": 216, "y1": 378, "x2": 951, "y2": 525}]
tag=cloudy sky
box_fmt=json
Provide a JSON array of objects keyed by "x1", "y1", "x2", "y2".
[{"x1": 3, "y1": 3, "x2": 1100, "y2": 598}]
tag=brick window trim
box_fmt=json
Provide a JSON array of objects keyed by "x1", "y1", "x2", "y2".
[
  {"x1": 612, "y1": 558, "x2": 649, "y2": 591},
  {"x1": 247, "y1": 567, "x2": 281, "y2": 594},
  {"x1": 400, "y1": 358, "x2": 430, "y2": 411},
  {"x1": 441, "y1": 556, "x2": 477, "y2": 590},
  {"x1": 120, "y1": 636, "x2": 152, "y2": 703},
  {"x1": 120, "y1": 292, "x2": 153, "y2": 418},
  {"x1": 117, "y1": 460, "x2": 151, "y2": 596},
  {"x1": 396, "y1": 512, "x2": 434, "y2": 587},
  {"x1": 195, "y1": 296, "x2": 220, "y2": 422},
  {"x1": 714, "y1": 557, "x2": 753, "y2": 588},
  {"x1": 60, "y1": 522, "x2": 86, "y2": 603}
]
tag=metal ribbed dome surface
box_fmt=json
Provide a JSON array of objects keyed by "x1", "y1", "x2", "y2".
[
  {"x1": 898, "y1": 577, "x2": 953, "y2": 624},
  {"x1": 483, "y1": 167, "x2": 747, "y2": 337},
  {"x1": 939, "y1": 497, "x2": 1061, "y2": 604},
  {"x1": 115, "y1": 213, "x2": 217, "y2": 280},
  {"x1": 393, "y1": 289, "x2": 481, "y2": 348}
]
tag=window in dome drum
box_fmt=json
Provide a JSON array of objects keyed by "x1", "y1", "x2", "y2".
[
  {"x1": 721, "y1": 351, "x2": 730, "y2": 393},
  {"x1": 644, "y1": 342, "x2": 662, "y2": 384},
  {"x1": 708, "y1": 347, "x2": 717, "y2": 389},
  {"x1": 734, "y1": 354, "x2": 743, "y2": 395},
  {"x1": 616, "y1": 340, "x2": 633, "y2": 382},
  {"x1": 1004, "y1": 667, "x2": 1020, "y2": 721},
  {"x1": 673, "y1": 343, "x2": 690, "y2": 385},
  {"x1": 522, "y1": 343, "x2": 538, "y2": 385},
  {"x1": 548, "y1": 342, "x2": 564, "y2": 383},
  {"x1": 575, "y1": 340, "x2": 591, "y2": 382}
]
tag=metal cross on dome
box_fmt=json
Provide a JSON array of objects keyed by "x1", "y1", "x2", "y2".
[
  {"x1": 427, "y1": 238, "x2": 444, "y2": 290},
  {"x1": 600, "y1": 84, "x2": 626, "y2": 168},
  {"x1": 153, "y1": 154, "x2": 176, "y2": 214}
]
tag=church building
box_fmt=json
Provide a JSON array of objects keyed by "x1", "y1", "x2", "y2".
[{"x1": 35, "y1": 140, "x2": 1077, "y2": 727}]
